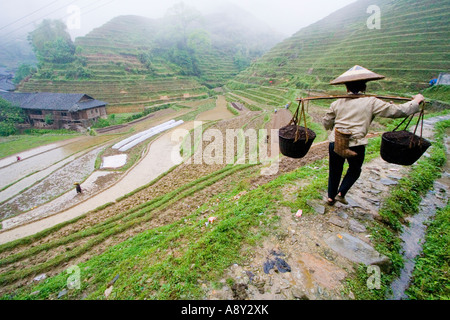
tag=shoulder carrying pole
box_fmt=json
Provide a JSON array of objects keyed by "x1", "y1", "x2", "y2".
[{"x1": 296, "y1": 94, "x2": 416, "y2": 102}]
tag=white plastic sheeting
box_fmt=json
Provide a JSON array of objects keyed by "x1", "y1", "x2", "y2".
[{"x1": 115, "y1": 120, "x2": 184, "y2": 152}]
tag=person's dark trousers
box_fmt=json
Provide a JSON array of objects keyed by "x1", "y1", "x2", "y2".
[{"x1": 328, "y1": 142, "x2": 366, "y2": 200}]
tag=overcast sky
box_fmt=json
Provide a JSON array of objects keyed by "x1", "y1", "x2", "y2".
[{"x1": 0, "y1": 0, "x2": 357, "y2": 41}]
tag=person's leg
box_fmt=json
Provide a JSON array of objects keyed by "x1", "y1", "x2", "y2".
[
  {"x1": 338, "y1": 145, "x2": 366, "y2": 197},
  {"x1": 328, "y1": 142, "x2": 345, "y2": 201}
]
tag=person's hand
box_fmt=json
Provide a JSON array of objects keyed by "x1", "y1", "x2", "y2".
[{"x1": 413, "y1": 94, "x2": 425, "y2": 105}]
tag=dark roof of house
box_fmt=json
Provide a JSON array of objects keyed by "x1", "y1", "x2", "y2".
[
  {"x1": 0, "y1": 79, "x2": 16, "y2": 92},
  {"x1": 0, "y1": 92, "x2": 107, "y2": 112}
]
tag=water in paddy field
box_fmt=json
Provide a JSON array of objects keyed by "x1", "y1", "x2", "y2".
[
  {"x1": 0, "y1": 146, "x2": 104, "y2": 220},
  {"x1": 389, "y1": 132, "x2": 450, "y2": 300},
  {"x1": 0, "y1": 135, "x2": 116, "y2": 191}
]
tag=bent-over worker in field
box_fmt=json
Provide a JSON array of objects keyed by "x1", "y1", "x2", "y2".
[
  {"x1": 74, "y1": 182, "x2": 82, "y2": 194},
  {"x1": 322, "y1": 65, "x2": 425, "y2": 206}
]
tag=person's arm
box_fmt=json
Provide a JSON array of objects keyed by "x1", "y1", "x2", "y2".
[
  {"x1": 323, "y1": 102, "x2": 336, "y2": 130},
  {"x1": 372, "y1": 94, "x2": 424, "y2": 118}
]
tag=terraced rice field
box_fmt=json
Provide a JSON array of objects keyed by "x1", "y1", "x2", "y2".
[{"x1": 234, "y1": 0, "x2": 450, "y2": 92}]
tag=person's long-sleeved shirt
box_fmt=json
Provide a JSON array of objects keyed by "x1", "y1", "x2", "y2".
[{"x1": 322, "y1": 96, "x2": 420, "y2": 147}]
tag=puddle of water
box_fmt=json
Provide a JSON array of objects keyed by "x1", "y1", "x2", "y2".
[
  {"x1": 0, "y1": 122, "x2": 195, "y2": 242},
  {"x1": 0, "y1": 142, "x2": 67, "y2": 168}
]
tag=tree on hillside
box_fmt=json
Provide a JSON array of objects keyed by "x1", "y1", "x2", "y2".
[
  {"x1": 28, "y1": 19, "x2": 76, "y2": 64},
  {"x1": 161, "y1": 2, "x2": 203, "y2": 76},
  {"x1": 13, "y1": 63, "x2": 37, "y2": 84},
  {"x1": 165, "y1": 2, "x2": 202, "y2": 47},
  {"x1": 187, "y1": 30, "x2": 211, "y2": 53}
]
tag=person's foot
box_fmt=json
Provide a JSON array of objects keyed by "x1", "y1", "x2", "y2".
[
  {"x1": 336, "y1": 194, "x2": 348, "y2": 205},
  {"x1": 326, "y1": 198, "x2": 336, "y2": 206}
]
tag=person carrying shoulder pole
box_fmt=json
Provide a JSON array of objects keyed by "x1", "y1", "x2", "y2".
[{"x1": 322, "y1": 65, "x2": 425, "y2": 206}]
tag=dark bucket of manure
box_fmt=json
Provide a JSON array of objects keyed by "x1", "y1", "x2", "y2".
[
  {"x1": 380, "y1": 131, "x2": 431, "y2": 166},
  {"x1": 279, "y1": 99, "x2": 316, "y2": 159},
  {"x1": 380, "y1": 109, "x2": 431, "y2": 166},
  {"x1": 279, "y1": 125, "x2": 316, "y2": 159}
]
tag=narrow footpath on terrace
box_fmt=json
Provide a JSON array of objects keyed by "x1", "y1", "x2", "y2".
[{"x1": 205, "y1": 114, "x2": 450, "y2": 300}]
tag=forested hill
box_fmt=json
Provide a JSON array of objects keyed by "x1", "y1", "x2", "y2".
[
  {"x1": 18, "y1": 4, "x2": 283, "y2": 113},
  {"x1": 231, "y1": 0, "x2": 450, "y2": 93}
]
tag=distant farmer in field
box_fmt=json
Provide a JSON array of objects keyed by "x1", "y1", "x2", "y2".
[
  {"x1": 323, "y1": 65, "x2": 425, "y2": 206},
  {"x1": 74, "y1": 183, "x2": 82, "y2": 194}
]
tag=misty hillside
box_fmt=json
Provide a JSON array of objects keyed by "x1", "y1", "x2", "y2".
[
  {"x1": 0, "y1": 37, "x2": 36, "y2": 71},
  {"x1": 19, "y1": 7, "x2": 283, "y2": 113},
  {"x1": 231, "y1": 0, "x2": 450, "y2": 93}
]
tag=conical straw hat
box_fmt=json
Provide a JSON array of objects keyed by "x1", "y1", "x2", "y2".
[{"x1": 330, "y1": 65, "x2": 385, "y2": 85}]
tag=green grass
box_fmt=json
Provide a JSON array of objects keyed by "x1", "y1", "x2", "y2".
[
  {"x1": 226, "y1": 104, "x2": 239, "y2": 116},
  {"x1": 0, "y1": 134, "x2": 81, "y2": 159},
  {"x1": 0, "y1": 164, "x2": 255, "y2": 287},
  {"x1": 422, "y1": 85, "x2": 450, "y2": 103},
  {"x1": 405, "y1": 204, "x2": 450, "y2": 299}
]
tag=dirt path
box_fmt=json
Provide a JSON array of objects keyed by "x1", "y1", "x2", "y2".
[
  {"x1": 269, "y1": 108, "x2": 292, "y2": 130},
  {"x1": 196, "y1": 95, "x2": 235, "y2": 121}
]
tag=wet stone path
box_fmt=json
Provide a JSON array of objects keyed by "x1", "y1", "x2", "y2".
[{"x1": 206, "y1": 115, "x2": 449, "y2": 300}]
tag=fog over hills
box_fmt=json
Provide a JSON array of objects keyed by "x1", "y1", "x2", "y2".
[{"x1": 0, "y1": 0, "x2": 356, "y2": 70}]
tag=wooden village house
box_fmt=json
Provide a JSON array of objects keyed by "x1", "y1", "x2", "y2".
[{"x1": 0, "y1": 92, "x2": 107, "y2": 130}]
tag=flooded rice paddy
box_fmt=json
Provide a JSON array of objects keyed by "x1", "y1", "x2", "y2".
[{"x1": 0, "y1": 118, "x2": 195, "y2": 241}]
